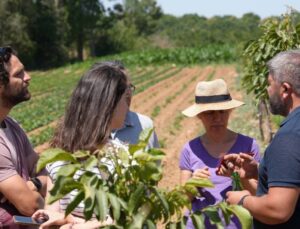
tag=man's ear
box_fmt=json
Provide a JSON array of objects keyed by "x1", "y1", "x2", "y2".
[{"x1": 281, "y1": 82, "x2": 292, "y2": 98}]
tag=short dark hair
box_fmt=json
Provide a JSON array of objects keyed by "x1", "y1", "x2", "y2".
[
  {"x1": 0, "y1": 46, "x2": 15, "y2": 85},
  {"x1": 51, "y1": 62, "x2": 128, "y2": 152}
]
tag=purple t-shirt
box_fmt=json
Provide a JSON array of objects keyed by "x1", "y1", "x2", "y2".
[
  {"x1": 0, "y1": 117, "x2": 44, "y2": 228},
  {"x1": 179, "y1": 133, "x2": 260, "y2": 229}
]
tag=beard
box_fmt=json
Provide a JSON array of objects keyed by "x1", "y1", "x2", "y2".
[
  {"x1": 269, "y1": 92, "x2": 288, "y2": 116},
  {"x1": 2, "y1": 85, "x2": 31, "y2": 107}
]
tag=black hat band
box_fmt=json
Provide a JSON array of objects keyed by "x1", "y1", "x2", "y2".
[{"x1": 195, "y1": 94, "x2": 232, "y2": 104}]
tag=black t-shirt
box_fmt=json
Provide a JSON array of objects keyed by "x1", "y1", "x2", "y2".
[{"x1": 255, "y1": 107, "x2": 300, "y2": 228}]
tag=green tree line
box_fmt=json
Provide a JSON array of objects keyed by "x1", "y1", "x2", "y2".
[{"x1": 1, "y1": 0, "x2": 297, "y2": 69}]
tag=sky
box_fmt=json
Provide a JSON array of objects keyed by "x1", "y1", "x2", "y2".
[{"x1": 103, "y1": 0, "x2": 300, "y2": 19}]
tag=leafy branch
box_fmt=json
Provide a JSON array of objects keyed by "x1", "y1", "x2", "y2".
[{"x1": 37, "y1": 128, "x2": 251, "y2": 228}]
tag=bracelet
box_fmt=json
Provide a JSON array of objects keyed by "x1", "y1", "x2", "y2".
[
  {"x1": 238, "y1": 194, "x2": 250, "y2": 206},
  {"x1": 30, "y1": 177, "x2": 42, "y2": 191}
]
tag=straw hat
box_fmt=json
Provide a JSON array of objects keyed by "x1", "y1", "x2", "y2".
[{"x1": 182, "y1": 79, "x2": 244, "y2": 117}]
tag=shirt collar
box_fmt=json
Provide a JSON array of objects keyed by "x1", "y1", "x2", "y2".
[
  {"x1": 280, "y1": 106, "x2": 300, "y2": 127},
  {"x1": 123, "y1": 111, "x2": 134, "y2": 127}
]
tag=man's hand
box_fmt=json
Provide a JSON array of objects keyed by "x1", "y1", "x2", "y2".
[
  {"x1": 226, "y1": 190, "x2": 251, "y2": 205},
  {"x1": 217, "y1": 153, "x2": 258, "y2": 179}
]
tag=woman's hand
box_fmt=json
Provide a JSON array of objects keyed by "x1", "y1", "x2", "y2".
[{"x1": 192, "y1": 167, "x2": 211, "y2": 179}]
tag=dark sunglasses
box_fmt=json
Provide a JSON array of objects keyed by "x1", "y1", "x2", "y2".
[{"x1": 128, "y1": 83, "x2": 136, "y2": 92}]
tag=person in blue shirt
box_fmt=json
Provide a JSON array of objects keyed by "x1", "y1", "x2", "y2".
[
  {"x1": 224, "y1": 49, "x2": 300, "y2": 228},
  {"x1": 105, "y1": 61, "x2": 160, "y2": 149}
]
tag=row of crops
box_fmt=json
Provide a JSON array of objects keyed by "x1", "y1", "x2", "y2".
[{"x1": 10, "y1": 46, "x2": 236, "y2": 147}]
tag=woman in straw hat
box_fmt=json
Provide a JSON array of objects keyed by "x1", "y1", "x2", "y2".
[{"x1": 179, "y1": 79, "x2": 260, "y2": 229}]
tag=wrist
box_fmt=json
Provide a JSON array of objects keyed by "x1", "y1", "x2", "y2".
[
  {"x1": 238, "y1": 194, "x2": 250, "y2": 206},
  {"x1": 30, "y1": 177, "x2": 42, "y2": 192}
]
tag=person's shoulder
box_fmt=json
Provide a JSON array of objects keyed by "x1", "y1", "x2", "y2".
[
  {"x1": 5, "y1": 116, "x2": 20, "y2": 127},
  {"x1": 3, "y1": 117, "x2": 26, "y2": 134},
  {"x1": 130, "y1": 111, "x2": 154, "y2": 125},
  {"x1": 182, "y1": 136, "x2": 199, "y2": 149},
  {"x1": 236, "y1": 133, "x2": 255, "y2": 142}
]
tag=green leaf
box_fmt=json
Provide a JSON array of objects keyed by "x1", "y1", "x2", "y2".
[
  {"x1": 37, "y1": 148, "x2": 77, "y2": 172},
  {"x1": 128, "y1": 183, "x2": 145, "y2": 215},
  {"x1": 218, "y1": 201, "x2": 230, "y2": 225},
  {"x1": 145, "y1": 219, "x2": 156, "y2": 229},
  {"x1": 128, "y1": 202, "x2": 152, "y2": 229},
  {"x1": 108, "y1": 193, "x2": 121, "y2": 221},
  {"x1": 73, "y1": 150, "x2": 89, "y2": 159},
  {"x1": 95, "y1": 188, "x2": 108, "y2": 221},
  {"x1": 65, "y1": 190, "x2": 85, "y2": 216},
  {"x1": 83, "y1": 185, "x2": 96, "y2": 221},
  {"x1": 146, "y1": 148, "x2": 165, "y2": 156},
  {"x1": 82, "y1": 155, "x2": 98, "y2": 170},
  {"x1": 177, "y1": 216, "x2": 187, "y2": 229},
  {"x1": 202, "y1": 206, "x2": 223, "y2": 229},
  {"x1": 56, "y1": 164, "x2": 81, "y2": 178},
  {"x1": 138, "y1": 127, "x2": 153, "y2": 143},
  {"x1": 153, "y1": 187, "x2": 170, "y2": 222},
  {"x1": 191, "y1": 212, "x2": 205, "y2": 229},
  {"x1": 185, "y1": 178, "x2": 214, "y2": 188},
  {"x1": 48, "y1": 176, "x2": 83, "y2": 204},
  {"x1": 226, "y1": 205, "x2": 252, "y2": 229}
]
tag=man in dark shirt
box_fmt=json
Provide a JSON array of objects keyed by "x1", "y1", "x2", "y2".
[{"x1": 225, "y1": 49, "x2": 300, "y2": 228}]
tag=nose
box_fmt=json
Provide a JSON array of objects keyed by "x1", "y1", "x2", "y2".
[
  {"x1": 212, "y1": 111, "x2": 222, "y2": 121},
  {"x1": 24, "y1": 71, "x2": 31, "y2": 82}
]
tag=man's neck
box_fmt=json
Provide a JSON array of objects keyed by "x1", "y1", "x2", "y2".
[
  {"x1": 0, "y1": 106, "x2": 11, "y2": 123},
  {"x1": 287, "y1": 96, "x2": 300, "y2": 115}
]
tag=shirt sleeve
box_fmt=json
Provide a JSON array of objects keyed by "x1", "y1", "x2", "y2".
[
  {"x1": 151, "y1": 130, "x2": 160, "y2": 148},
  {"x1": 266, "y1": 132, "x2": 300, "y2": 187},
  {"x1": 0, "y1": 142, "x2": 18, "y2": 182},
  {"x1": 251, "y1": 139, "x2": 261, "y2": 163},
  {"x1": 179, "y1": 144, "x2": 191, "y2": 171}
]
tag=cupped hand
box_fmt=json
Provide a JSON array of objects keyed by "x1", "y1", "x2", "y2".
[{"x1": 237, "y1": 153, "x2": 259, "y2": 179}]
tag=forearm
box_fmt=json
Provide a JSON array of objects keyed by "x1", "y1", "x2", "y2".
[
  {"x1": 18, "y1": 191, "x2": 45, "y2": 216},
  {"x1": 243, "y1": 195, "x2": 293, "y2": 224}
]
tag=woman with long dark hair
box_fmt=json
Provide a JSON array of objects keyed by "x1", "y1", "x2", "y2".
[{"x1": 32, "y1": 62, "x2": 130, "y2": 228}]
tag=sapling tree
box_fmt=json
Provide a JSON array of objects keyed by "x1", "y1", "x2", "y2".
[
  {"x1": 241, "y1": 11, "x2": 300, "y2": 142},
  {"x1": 37, "y1": 128, "x2": 251, "y2": 228}
]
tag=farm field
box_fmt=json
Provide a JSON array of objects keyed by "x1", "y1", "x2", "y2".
[{"x1": 11, "y1": 63, "x2": 263, "y2": 189}]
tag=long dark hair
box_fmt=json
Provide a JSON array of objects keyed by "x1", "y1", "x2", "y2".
[{"x1": 51, "y1": 62, "x2": 128, "y2": 152}]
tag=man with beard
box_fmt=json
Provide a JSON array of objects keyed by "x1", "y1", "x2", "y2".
[
  {"x1": 0, "y1": 47, "x2": 47, "y2": 227},
  {"x1": 220, "y1": 49, "x2": 300, "y2": 228},
  {"x1": 221, "y1": 50, "x2": 300, "y2": 228}
]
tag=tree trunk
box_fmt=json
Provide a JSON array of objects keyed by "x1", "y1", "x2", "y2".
[
  {"x1": 76, "y1": 33, "x2": 84, "y2": 61},
  {"x1": 258, "y1": 100, "x2": 273, "y2": 143}
]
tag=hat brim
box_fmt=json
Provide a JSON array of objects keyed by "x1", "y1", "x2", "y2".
[{"x1": 182, "y1": 99, "x2": 244, "y2": 117}]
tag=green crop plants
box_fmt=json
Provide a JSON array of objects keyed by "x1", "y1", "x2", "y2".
[
  {"x1": 37, "y1": 129, "x2": 252, "y2": 228},
  {"x1": 151, "y1": 106, "x2": 161, "y2": 119}
]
